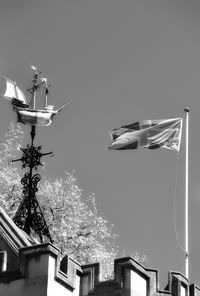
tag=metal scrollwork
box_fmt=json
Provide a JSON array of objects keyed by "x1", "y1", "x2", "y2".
[
  {"x1": 13, "y1": 126, "x2": 53, "y2": 244},
  {"x1": 21, "y1": 145, "x2": 43, "y2": 169},
  {"x1": 32, "y1": 174, "x2": 41, "y2": 192},
  {"x1": 14, "y1": 170, "x2": 52, "y2": 243}
]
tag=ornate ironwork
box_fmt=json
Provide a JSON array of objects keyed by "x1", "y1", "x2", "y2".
[
  {"x1": 13, "y1": 172, "x2": 52, "y2": 242},
  {"x1": 13, "y1": 125, "x2": 53, "y2": 243},
  {"x1": 12, "y1": 145, "x2": 53, "y2": 169}
]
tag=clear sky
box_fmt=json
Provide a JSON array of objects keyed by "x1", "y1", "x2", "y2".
[{"x1": 0, "y1": 0, "x2": 200, "y2": 288}]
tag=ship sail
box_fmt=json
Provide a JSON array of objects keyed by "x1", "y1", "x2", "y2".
[{"x1": 3, "y1": 77, "x2": 27, "y2": 105}]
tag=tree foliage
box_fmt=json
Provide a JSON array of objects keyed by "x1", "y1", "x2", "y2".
[
  {"x1": 0, "y1": 122, "x2": 147, "y2": 279},
  {"x1": 0, "y1": 122, "x2": 23, "y2": 215},
  {"x1": 39, "y1": 173, "x2": 119, "y2": 277}
]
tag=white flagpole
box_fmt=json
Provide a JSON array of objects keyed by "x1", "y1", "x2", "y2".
[{"x1": 184, "y1": 106, "x2": 189, "y2": 279}]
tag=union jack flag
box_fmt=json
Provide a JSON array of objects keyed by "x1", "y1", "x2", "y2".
[{"x1": 109, "y1": 118, "x2": 183, "y2": 152}]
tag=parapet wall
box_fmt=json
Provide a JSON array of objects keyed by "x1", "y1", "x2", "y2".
[
  {"x1": 81, "y1": 256, "x2": 199, "y2": 296},
  {"x1": 0, "y1": 242, "x2": 200, "y2": 296}
]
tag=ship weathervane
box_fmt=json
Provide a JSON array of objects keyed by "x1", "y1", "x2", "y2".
[
  {"x1": 1, "y1": 66, "x2": 70, "y2": 243},
  {"x1": 2, "y1": 65, "x2": 71, "y2": 126}
]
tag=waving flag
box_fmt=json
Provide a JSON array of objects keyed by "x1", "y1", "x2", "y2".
[{"x1": 109, "y1": 118, "x2": 183, "y2": 152}]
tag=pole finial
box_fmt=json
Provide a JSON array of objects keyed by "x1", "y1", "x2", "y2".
[{"x1": 184, "y1": 106, "x2": 190, "y2": 113}]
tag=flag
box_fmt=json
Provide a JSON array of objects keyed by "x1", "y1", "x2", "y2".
[{"x1": 108, "y1": 118, "x2": 183, "y2": 152}]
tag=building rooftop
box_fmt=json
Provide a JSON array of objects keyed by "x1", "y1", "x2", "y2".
[{"x1": 0, "y1": 206, "x2": 199, "y2": 296}]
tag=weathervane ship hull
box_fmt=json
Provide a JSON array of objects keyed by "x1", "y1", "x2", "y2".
[
  {"x1": 16, "y1": 108, "x2": 57, "y2": 126},
  {"x1": 2, "y1": 75, "x2": 69, "y2": 126}
]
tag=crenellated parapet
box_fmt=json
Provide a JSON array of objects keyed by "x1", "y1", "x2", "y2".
[
  {"x1": 1, "y1": 242, "x2": 200, "y2": 296},
  {"x1": 0, "y1": 242, "x2": 82, "y2": 296},
  {"x1": 81, "y1": 257, "x2": 197, "y2": 296},
  {"x1": 0, "y1": 206, "x2": 200, "y2": 296}
]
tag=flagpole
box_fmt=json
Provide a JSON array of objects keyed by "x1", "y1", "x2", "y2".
[{"x1": 184, "y1": 106, "x2": 189, "y2": 279}]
